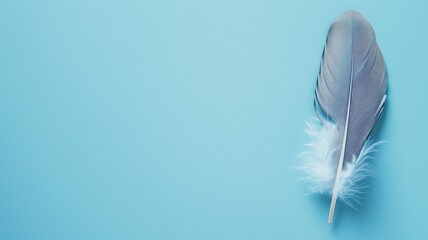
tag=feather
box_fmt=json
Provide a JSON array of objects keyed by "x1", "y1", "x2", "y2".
[{"x1": 299, "y1": 10, "x2": 387, "y2": 224}]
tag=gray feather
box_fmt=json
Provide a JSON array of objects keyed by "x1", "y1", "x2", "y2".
[{"x1": 315, "y1": 10, "x2": 387, "y2": 165}]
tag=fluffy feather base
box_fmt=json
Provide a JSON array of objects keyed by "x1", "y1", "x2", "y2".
[{"x1": 298, "y1": 118, "x2": 381, "y2": 208}]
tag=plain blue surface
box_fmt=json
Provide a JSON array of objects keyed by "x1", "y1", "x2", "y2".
[{"x1": 1, "y1": 0, "x2": 427, "y2": 239}]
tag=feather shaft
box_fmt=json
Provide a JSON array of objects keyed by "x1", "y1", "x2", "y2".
[{"x1": 328, "y1": 61, "x2": 354, "y2": 224}]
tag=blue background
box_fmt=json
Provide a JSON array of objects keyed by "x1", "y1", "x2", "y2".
[{"x1": 1, "y1": 0, "x2": 427, "y2": 239}]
